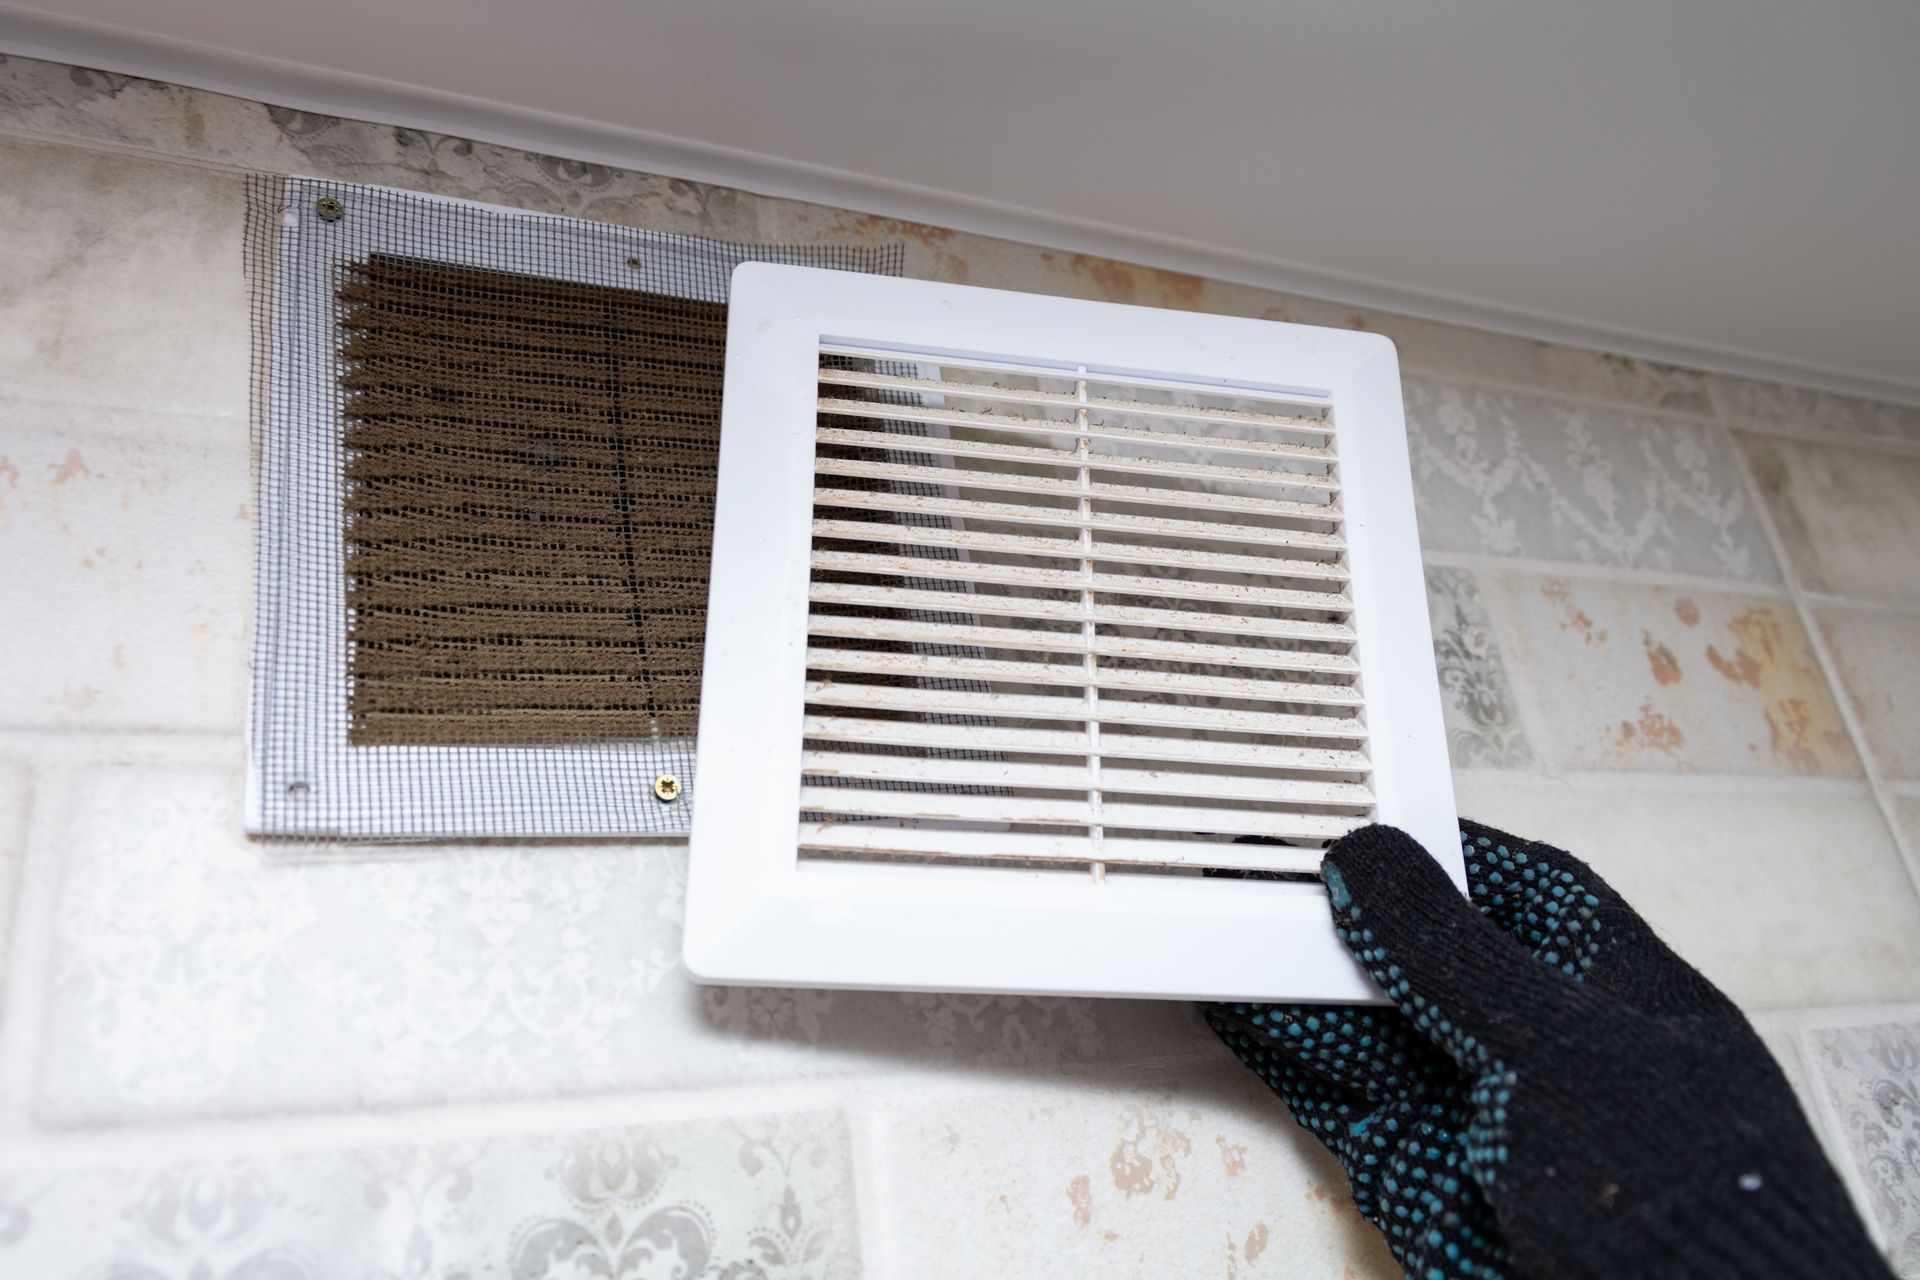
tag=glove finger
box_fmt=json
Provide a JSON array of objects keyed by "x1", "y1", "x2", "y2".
[
  {"x1": 1323, "y1": 824, "x2": 1604, "y2": 1070},
  {"x1": 1460, "y1": 820, "x2": 1739, "y2": 1020}
]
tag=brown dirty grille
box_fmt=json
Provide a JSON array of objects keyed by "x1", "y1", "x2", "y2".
[
  {"x1": 338, "y1": 254, "x2": 729, "y2": 745},
  {"x1": 247, "y1": 175, "x2": 902, "y2": 838}
]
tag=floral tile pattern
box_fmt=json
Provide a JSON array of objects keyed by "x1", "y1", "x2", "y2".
[
  {"x1": 874, "y1": 1061, "x2": 1399, "y2": 1278},
  {"x1": 0, "y1": 1109, "x2": 860, "y2": 1277},
  {"x1": 0, "y1": 403, "x2": 251, "y2": 734},
  {"x1": 1423, "y1": 565, "x2": 1533, "y2": 768},
  {"x1": 1816, "y1": 609, "x2": 1920, "y2": 781},
  {"x1": 1711, "y1": 375, "x2": 1920, "y2": 445},
  {"x1": 1450, "y1": 776, "x2": 1920, "y2": 1011},
  {"x1": 1485, "y1": 573, "x2": 1858, "y2": 776},
  {"x1": 34, "y1": 765, "x2": 1211, "y2": 1125},
  {"x1": 1403, "y1": 376, "x2": 1778, "y2": 581},
  {"x1": 1812, "y1": 1022, "x2": 1920, "y2": 1275},
  {"x1": 1740, "y1": 435, "x2": 1920, "y2": 606}
]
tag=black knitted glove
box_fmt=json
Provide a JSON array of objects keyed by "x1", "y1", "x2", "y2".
[{"x1": 1206, "y1": 822, "x2": 1892, "y2": 1280}]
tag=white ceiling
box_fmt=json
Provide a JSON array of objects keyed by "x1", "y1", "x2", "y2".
[{"x1": 5, "y1": 1, "x2": 1917, "y2": 401}]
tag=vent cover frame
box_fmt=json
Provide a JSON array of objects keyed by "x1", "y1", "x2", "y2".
[
  {"x1": 246, "y1": 179, "x2": 899, "y2": 839},
  {"x1": 686, "y1": 263, "x2": 1461, "y2": 1002}
]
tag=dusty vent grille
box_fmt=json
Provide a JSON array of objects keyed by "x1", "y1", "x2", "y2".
[
  {"x1": 338, "y1": 253, "x2": 726, "y2": 745},
  {"x1": 796, "y1": 350, "x2": 1375, "y2": 876}
]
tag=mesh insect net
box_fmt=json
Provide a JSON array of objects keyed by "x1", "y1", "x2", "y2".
[{"x1": 245, "y1": 176, "x2": 903, "y2": 839}]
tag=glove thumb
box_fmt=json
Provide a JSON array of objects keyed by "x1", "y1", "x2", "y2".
[{"x1": 1323, "y1": 824, "x2": 1604, "y2": 1069}]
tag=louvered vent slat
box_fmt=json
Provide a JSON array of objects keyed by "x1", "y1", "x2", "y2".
[
  {"x1": 798, "y1": 348, "x2": 1376, "y2": 876},
  {"x1": 793, "y1": 824, "x2": 1328, "y2": 874},
  {"x1": 687, "y1": 266, "x2": 1461, "y2": 1001},
  {"x1": 810, "y1": 549, "x2": 1349, "y2": 598}
]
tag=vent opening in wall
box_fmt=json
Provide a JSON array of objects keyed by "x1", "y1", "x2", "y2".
[
  {"x1": 686, "y1": 265, "x2": 1463, "y2": 1002},
  {"x1": 244, "y1": 178, "x2": 902, "y2": 839},
  {"x1": 338, "y1": 254, "x2": 727, "y2": 747}
]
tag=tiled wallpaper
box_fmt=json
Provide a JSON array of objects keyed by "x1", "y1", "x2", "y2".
[{"x1": 1, "y1": 49, "x2": 1917, "y2": 1276}]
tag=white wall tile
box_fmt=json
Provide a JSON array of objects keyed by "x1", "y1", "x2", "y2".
[
  {"x1": 1809, "y1": 1021, "x2": 1920, "y2": 1276},
  {"x1": 34, "y1": 763, "x2": 1212, "y2": 1125},
  {"x1": 0, "y1": 133, "x2": 247, "y2": 420},
  {"x1": 1818, "y1": 609, "x2": 1920, "y2": 782},
  {"x1": 1740, "y1": 435, "x2": 1920, "y2": 605},
  {"x1": 1405, "y1": 376, "x2": 1778, "y2": 581},
  {"x1": 0, "y1": 1108, "x2": 859, "y2": 1278},
  {"x1": 1452, "y1": 776, "x2": 1920, "y2": 1010},
  {"x1": 871, "y1": 1061, "x2": 1399, "y2": 1279},
  {"x1": 0, "y1": 400, "x2": 250, "y2": 733},
  {"x1": 1486, "y1": 573, "x2": 1858, "y2": 777}
]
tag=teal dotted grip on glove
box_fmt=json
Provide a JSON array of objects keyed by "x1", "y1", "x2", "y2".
[{"x1": 1206, "y1": 822, "x2": 1892, "y2": 1280}]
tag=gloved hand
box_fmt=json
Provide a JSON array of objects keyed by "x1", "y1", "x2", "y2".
[{"x1": 1205, "y1": 822, "x2": 1892, "y2": 1279}]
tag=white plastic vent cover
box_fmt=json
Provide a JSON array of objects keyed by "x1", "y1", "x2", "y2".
[{"x1": 685, "y1": 265, "x2": 1462, "y2": 1002}]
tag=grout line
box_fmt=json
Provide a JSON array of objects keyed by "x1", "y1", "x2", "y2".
[
  {"x1": 1720, "y1": 411, "x2": 1920, "y2": 903},
  {"x1": 1722, "y1": 415, "x2": 1920, "y2": 459},
  {"x1": 1422, "y1": 548, "x2": 1788, "y2": 600},
  {"x1": 1802, "y1": 591, "x2": 1920, "y2": 621},
  {"x1": 0, "y1": 728, "x2": 244, "y2": 766},
  {"x1": 1749, "y1": 1016, "x2": 1849, "y2": 1162},
  {"x1": 0, "y1": 1050, "x2": 1223, "y2": 1174},
  {"x1": 0, "y1": 118, "x2": 265, "y2": 182},
  {"x1": 0, "y1": 388, "x2": 249, "y2": 431},
  {"x1": 1791, "y1": 1024, "x2": 1892, "y2": 1254},
  {"x1": 846, "y1": 1100, "x2": 897, "y2": 1278},
  {"x1": 1449, "y1": 766, "x2": 1873, "y2": 797},
  {"x1": 0, "y1": 760, "x2": 63, "y2": 1146},
  {"x1": 1757, "y1": 1001, "x2": 1920, "y2": 1033},
  {"x1": 1399, "y1": 365, "x2": 1721, "y2": 427}
]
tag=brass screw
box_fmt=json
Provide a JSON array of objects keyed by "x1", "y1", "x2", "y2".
[
  {"x1": 653, "y1": 773, "x2": 682, "y2": 803},
  {"x1": 314, "y1": 196, "x2": 344, "y2": 222}
]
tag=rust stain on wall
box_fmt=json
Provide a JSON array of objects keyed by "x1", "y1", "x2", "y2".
[
  {"x1": 1765, "y1": 700, "x2": 1826, "y2": 774},
  {"x1": 0, "y1": 456, "x2": 17, "y2": 488},
  {"x1": 1243, "y1": 1222, "x2": 1270, "y2": 1262},
  {"x1": 1711, "y1": 607, "x2": 1853, "y2": 774},
  {"x1": 1109, "y1": 1104, "x2": 1193, "y2": 1201},
  {"x1": 1068, "y1": 255, "x2": 1209, "y2": 309},
  {"x1": 1706, "y1": 643, "x2": 1762, "y2": 687},
  {"x1": 844, "y1": 212, "x2": 955, "y2": 247},
  {"x1": 1643, "y1": 631, "x2": 1682, "y2": 685},
  {"x1": 49, "y1": 448, "x2": 92, "y2": 485},
  {"x1": 1216, "y1": 1134, "x2": 1247, "y2": 1177},
  {"x1": 1542, "y1": 578, "x2": 1607, "y2": 645},
  {"x1": 1067, "y1": 1174, "x2": 1092, "y2": 1228},
  {"x1": 1674, "y1": 596, "x2": 1701, "y2": 627},
  {"x1": 1611, "y1": 701, "x2": 1685, "y2": 754}
]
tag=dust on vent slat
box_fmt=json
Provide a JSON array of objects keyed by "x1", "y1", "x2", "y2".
[
  {"x1": 798, "y1": 350, "x2": 1375, "y2": 877},
  {"x1": 337, "y1": 253, "x2": 727, "y2": 745}
]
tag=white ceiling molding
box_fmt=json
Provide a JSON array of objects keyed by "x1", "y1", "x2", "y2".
[{"x1": 2, "y1": 3, "x2": 1915, "y2": 409}]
